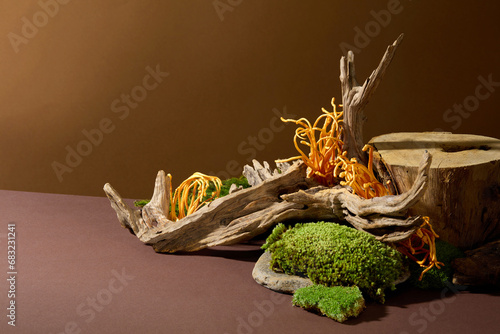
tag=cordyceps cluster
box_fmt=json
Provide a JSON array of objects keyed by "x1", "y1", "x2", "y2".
[
  {"x1": 396, "y1": 217, "x2": 444, "y2": 280},
  {"x1": 277, "y1": 98, "x2": 344, "y2": 187},
  {"x1": 167, "y1": 172, "x2": 222, "y2": 221},
  {"x1": 334, "y1": 145, "x2": 391, "y2": 199},
  {"x1": 276, "y1": 98, "x2": 390, "y2": 197},
  {"x1": 278, "y1": 98, "x2": 442, "y2": 280}
]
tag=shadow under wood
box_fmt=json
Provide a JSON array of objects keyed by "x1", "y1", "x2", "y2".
[{"x1": 167, "y1": 241, "x2": 265, "y2": 263}]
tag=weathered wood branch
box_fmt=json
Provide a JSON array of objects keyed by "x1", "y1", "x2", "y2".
[
  {"x1": 341, "y1": 150, "x2": 430, "y2": 217},
  {"x1": 243, "y1": 160, "x2": 291, "y2": 186},
  {"x1": 103, "y1": 183, "x2": 142, "y2": 234},
  {"x1": 104, "y1": 161, "x2": 314, "y2": 252},
  {"x1": 104, "y1": 150, "x2": 430, "y2": 252},
  {"x1": 104, "y1": 35, "x2": 429, "y2": 252},
  {"x1": 340, "y1": 34, "x2": 404, "y2": 165},
  {"x1": 282, "y1": 151, "x2": 431, "y2": 242},
  {"x1": 142, "y1": 170, "x2": 171, "y2": 229},
  {"x1": 345, "y1": 214, "x2": 422, "y2": 243}
]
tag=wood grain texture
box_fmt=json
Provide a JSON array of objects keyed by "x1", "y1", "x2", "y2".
[
  {"x1": 370, "y1": 132, "x2": 500, "y2": 249},
  {"x1": 103, "y1": 36, "x2": 432, "y2": 253},
  {"x1": 340, "y1": 34, "x2": 404, "y2": 165},
  {"x1": 104, "y1": 162, "x2": 316, "y2": 252},
  {"x1": 104, "y1": 151, "x2": 431, "y2": 252}
]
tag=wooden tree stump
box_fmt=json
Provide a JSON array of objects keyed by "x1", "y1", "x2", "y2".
[{"x1": 370, "y1": 132, "x2": 500, "y2": 249}]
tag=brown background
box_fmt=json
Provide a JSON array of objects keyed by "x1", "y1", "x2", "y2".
[{"x1": 1, "y1": 0, "x2": 499, "y2": 199}]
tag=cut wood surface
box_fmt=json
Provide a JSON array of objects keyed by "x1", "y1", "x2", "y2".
[{"x1": 370, "y1": 132, "x2": 500, "y2": 249}]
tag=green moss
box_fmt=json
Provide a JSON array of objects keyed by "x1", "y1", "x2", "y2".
[
  {"x1": 292, "y1": 284, "x2": 365, "y2": 322},
  {"x1": 133, "y1": 176, "x2": 250, "y2": 208},
  {"x1": 204, "y1": 175, "x2": 250, "y2": 200},
  {"x1": 408, "y1": 239, "x2": 465, "y2": 289},
  {"x1": 263, "y1": 222, "x2": 407, "y2": 303},
  {"x1": 134, "y1": 199, "x2": 150, "y2": 207},
  {"x1": 261, "y1": 223, "x2": 289, "y2": 251}
]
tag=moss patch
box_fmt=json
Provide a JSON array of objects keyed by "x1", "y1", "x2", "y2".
[
  {"x1": 263, "y1": 222, "x2": 407, "y2": 303},
  {"x1": 204, "y1": 175, "x2": 250, "y2": 199},
  {"x1": 408, "y1": 239, "x2": 465, "y2": 289},
  {"x1": 292, "y1": 284, "x2": 365, "y2": 322}
]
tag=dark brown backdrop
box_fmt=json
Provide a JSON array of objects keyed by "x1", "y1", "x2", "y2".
[{"x1": 1, "y1": 0, "x2": 499, "y2": 198}]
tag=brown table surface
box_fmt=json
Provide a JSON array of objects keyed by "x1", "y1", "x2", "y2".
[{"x1": 0, "y1": 189, "x2": 498, "y2": 334}]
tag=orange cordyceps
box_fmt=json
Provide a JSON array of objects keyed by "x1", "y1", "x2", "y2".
[
  {"x1": 168, "y1": 172, "x2": 222, "y2": 221},
  {"x1": 279, "y1": 97, "x2": 441, "y2": 280},
  {"x1": 396, "y1": 217, "x2": 444, "y2": 280},
  {"x1": 277, "y1": 98, "x2": 344, "y2": 187},
  {"x1": 277, "y1": 98, "x2": 391, "y2": 197},
  {"x1": 334, "y1": 145, "x2": 392, "y2": 199}
]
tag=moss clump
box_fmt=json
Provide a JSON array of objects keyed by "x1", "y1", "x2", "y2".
[
  {"x1": 408, "y1": 239, "x2": 465, "y2": 289},
  {"x1": 261, "y1": 223, "x2": 289, "y2": 249},
  {"x1": 204, "y1": 175, "x2": 250, "y2": 199},
  {"x1": 263, "y1": 222, "x2": 407, "y2": 303},
  {"x1": 134, "y1": 176, "x2": 250, "y2": 208},
  {"x1": 292, "y1": 284, "x2": 365, "y2": 322},
  {"x1": 134, "y1": 199, "x2": 150, "y2": 207}
]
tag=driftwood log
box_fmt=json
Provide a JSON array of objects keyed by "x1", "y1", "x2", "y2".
[
  {"x1": 104, "y1": 151, "x2": 430, "y2": 252},
  {"x1": 341, "y1": 33, "x2": 403, "y2": 165},
  {"x1": 104, "y1": 162, "x2": 313, "y2": 252},
  {"x1": 103, "y1": 35, "x2": 421, "y2": 253},
  {"x1": 370, "y1": 132, "x2": 500, "y2": 249}
]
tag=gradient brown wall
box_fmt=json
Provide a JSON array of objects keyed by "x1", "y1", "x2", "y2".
[{"x1": 1, "y1": 0, "x2": 499, "y2": 198}]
